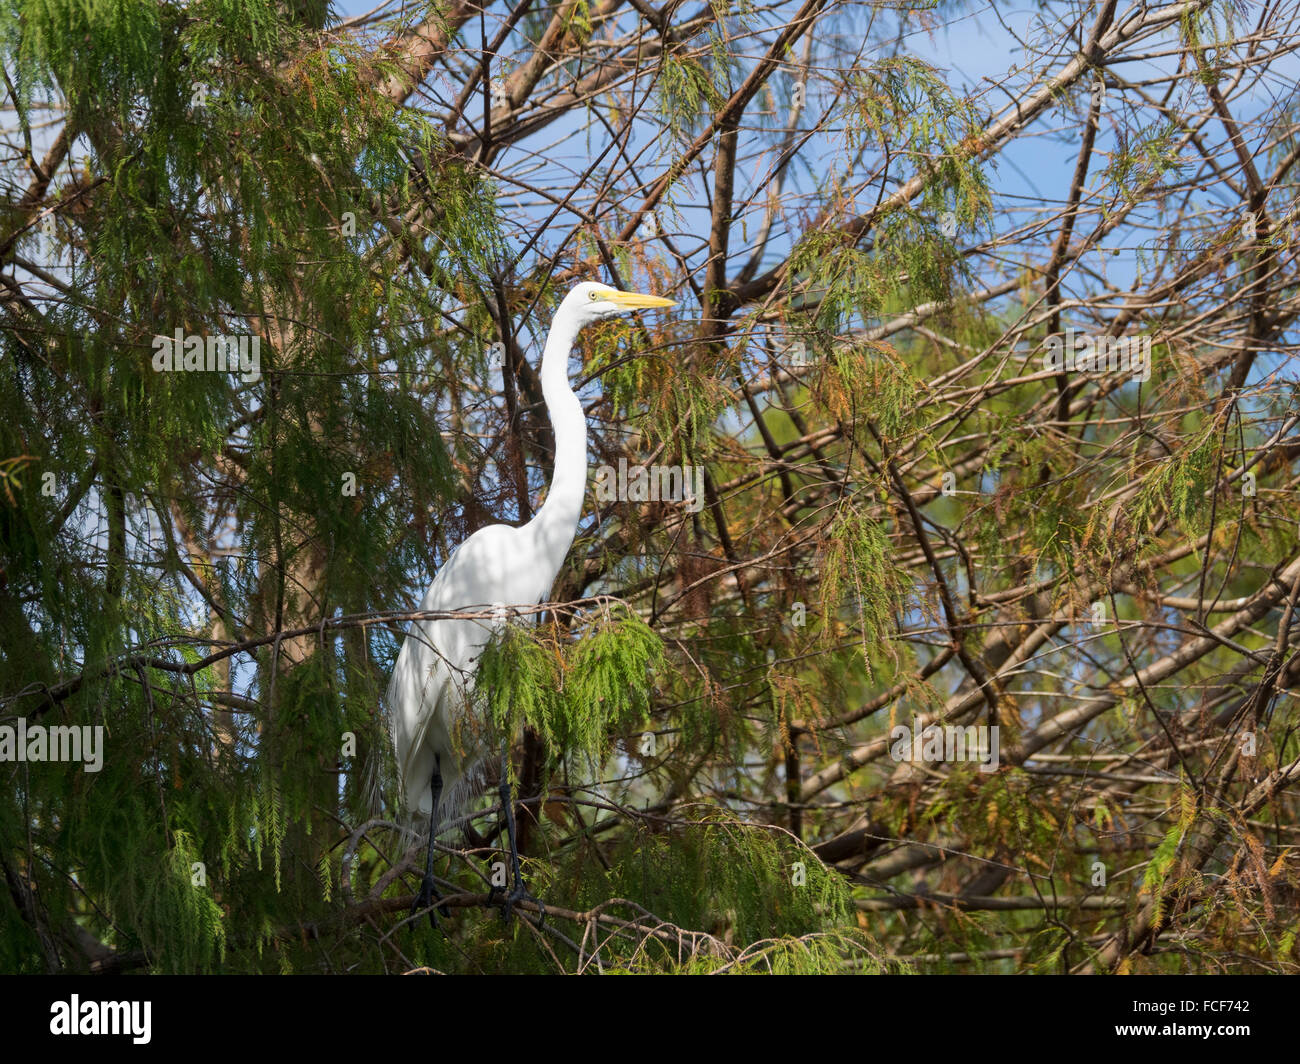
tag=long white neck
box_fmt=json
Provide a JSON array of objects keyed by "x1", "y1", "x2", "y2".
[{"x1": 524, "y1": 310, "x2": 588, "y2": 584}]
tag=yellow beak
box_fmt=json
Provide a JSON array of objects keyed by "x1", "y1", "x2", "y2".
[{"x1": 604, "y1": 289, "x2": 676, "y2": 310}]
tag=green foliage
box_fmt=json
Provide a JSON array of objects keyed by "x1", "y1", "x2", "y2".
[
  {"x1": 1100, "y1": 119, "x2": 1188, "y2": 209},
  {"x1": 402, "y1": 810, "x2": 889, "y2": 974},
  {"x1": 579, "y1": 814, "x2": 860, "y2": 960},
  {"x1": 657, "y1": 49, "x2": 725, "y2": 143},
  {"x1": 775, "y1": 53, "x2": 992, "y2": 332},
  {"x1": 786, "y1": 206, "x2": 969, "y2": 334},
  {"x1": 0, "y1": 0, "x2": 501, "y2": 974},
  {"x1": 1180, "y1": 0, "x2": 1243, "y2": 83},
  {"x1": 584, "y1": 316, "x2": 725, "y2": 461},
  {"x1": 1130, "y1": 424, "x2": 1220, "y2": 541},
  {"x1": 2, "y1": 0, "x2": 167, "y2": 121},
  {"x1": 477, "y1": 603, "x2": 666, "y2": 772},
  {"x1": 819, "y1": 341, "x2": 926, "y2": 443},
  {"x1": 819, "y1": 500, "x2": 907, "y2": 674}
]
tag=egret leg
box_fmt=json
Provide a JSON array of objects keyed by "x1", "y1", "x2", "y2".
[
  {"x1": 410, "y1": 754, "x2": 448, "y2": 928},
  {"x1": 492, "y1": 740, "x2": 545, "y2": 926}
]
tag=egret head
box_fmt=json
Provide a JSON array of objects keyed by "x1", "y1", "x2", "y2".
[{"x1": 563, "y1": 281, "x2": 676, "y2": 325}]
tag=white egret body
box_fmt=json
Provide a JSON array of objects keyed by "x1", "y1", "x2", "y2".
[{"x1": 387, "y1": 281, "x2": 674, "y2": 920}]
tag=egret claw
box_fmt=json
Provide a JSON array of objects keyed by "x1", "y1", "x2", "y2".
[
  {"x1": 498, "y1": 882, "x2": 544, "y2": 926},
  {"x1": 411, "y1": 873, "x2": 450, "y2": 930}
]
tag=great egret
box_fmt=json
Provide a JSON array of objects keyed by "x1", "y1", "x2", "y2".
[{"x1": 388, "y1": 280, "x2": 675, "y2": 925}]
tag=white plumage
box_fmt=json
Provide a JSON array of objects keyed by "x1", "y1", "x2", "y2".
[{"x1": 387, "y1": 523, "x2": 552, "y2": 824}]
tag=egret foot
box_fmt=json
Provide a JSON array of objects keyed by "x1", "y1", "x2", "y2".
[
  {"x1": 489, "y1": 879, "x2": 546, "y2": 926},
  {"x1": 410, "y1": 875, "x2": 448, "y2": 929}
]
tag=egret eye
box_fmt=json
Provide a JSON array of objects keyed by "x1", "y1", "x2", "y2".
[{"x1": 589, "y1": 290, "x2": 600, "y2": 301}]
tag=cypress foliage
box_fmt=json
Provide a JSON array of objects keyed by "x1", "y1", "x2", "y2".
[{"x1": 2, "y1": 0, "x2": 1297, "y2": 975}]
